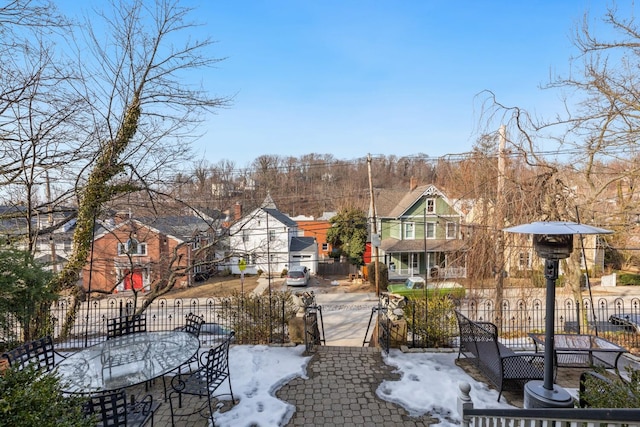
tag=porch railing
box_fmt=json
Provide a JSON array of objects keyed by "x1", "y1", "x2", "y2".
[{"x1": 457, "y1": 382, "x2": 640, "y2": 427}]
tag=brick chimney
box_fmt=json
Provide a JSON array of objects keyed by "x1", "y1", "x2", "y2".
[
  {"x1": 234, "y1": 202, "x2": 242, "y2": 220},
  {"x1": 409, "y1": 176, "x2": 418, "y2": 191}
]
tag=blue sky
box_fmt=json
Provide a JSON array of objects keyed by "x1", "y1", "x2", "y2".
[
  {"x1": 195, "y1": 1, "x2": 623, "y2": 167},
  {"x1": 64, "y1": 1, "x2": 627, "y2": 167}
]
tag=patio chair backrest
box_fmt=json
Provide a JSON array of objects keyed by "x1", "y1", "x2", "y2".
[
  {"x1": 1, "y1": 335, "x2": 58, "y2": 372},
  {"x1": 82, "y1": 389, "x2": 159, "y2": 427},
  {"x1": 183, "y1": 312, "x2": 205, "y2": 336},
  {"x1": 83, "y1": 389, "x2": 129, "y2": 426},
  {"x1": 106, "y1": 314, "x2": 146, "y2": 340},
  {"x1": 201, "y1": 331, "x2": 235, "y2": 383}
]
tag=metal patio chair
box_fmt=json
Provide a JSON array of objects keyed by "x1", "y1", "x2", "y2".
[
  {"x1": 82, "y1": 389, "x2": 160, "y2": 427},
  {"x1": 106, "y1": 314, "x2": 147, "y2": 340},
  {"x1": 168, "y1": 331, "x2": 235, "y2": 426},
  {"x1": 1, "y1": 335, "x2": 66, "y2": 372}
]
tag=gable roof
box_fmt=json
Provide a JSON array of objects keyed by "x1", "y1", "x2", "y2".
[
  {"x1": 376, "y1": 184, "x2": 464, "y2": 218},
  {"x1": 262, "y1": 207, "x2": 298, "y2": 228},
  {"x1": 94, "y1": 216, "x2": 211, "y2": 242},
  {"x1": 138, "y1": 216, "x2": 211, "y2": 239}
]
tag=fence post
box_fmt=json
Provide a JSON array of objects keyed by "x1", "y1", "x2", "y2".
[
  {"x1": 576, "y1": 299, "x2": 581, "y2": 334},
  {"x1": 457, "y1": 382, "x2": 473, "y2": 427}
]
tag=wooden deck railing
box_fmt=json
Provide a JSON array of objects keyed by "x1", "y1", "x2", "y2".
[{"x1": 457, "y1": 382, "x2": 640, "y2": 427}]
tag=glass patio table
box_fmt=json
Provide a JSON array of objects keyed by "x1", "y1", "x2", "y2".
[{"x1": 56, "y1": 330, "x2": 200, "y2": 394}]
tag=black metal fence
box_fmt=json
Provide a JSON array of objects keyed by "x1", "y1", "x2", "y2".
[
  {"x1": 404, "y1": 295, "x2": 640, "y2": 355},
  {"x1": 1, "y1": 294, "x2": 296, "y2": 351},
  {"x1": 303, "y1": 305, "x2": 325, "y2": 354},
  {"x1": 3, "y1": 293, "x2": 640, "y2": 356}
]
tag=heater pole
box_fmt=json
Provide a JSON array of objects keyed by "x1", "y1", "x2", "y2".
[{"x1": 543, "y1": 258, "x2": 558, "y2": 391}]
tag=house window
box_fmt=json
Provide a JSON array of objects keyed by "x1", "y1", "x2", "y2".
[
  {"x1": 446, "y1": 222, "x2": 457, "y2": 239},
  {"x1": 193, "y1": 236, "x2": 201, "y2": 249},
  {"x1": 242, "y1": 229, "x2": 249, "y2": 242},
  {"x1": 425, "y1": 222, "x2": 435, "y2": 239},
  {"x1": 426, "y1": 198, "x2": 436, "y2": 213},
  {"x1": 117, "y1": 238, "x2": 147, "y2": 256},
  {"x1": 518, "y1": 252, "x2": 530, "y2": 270},
  {"x1": 269, "y1": 229, "x2": 276, "y2": 242},
  {"x1": 404, "y1": 222, "x2": 415, "y2": 239},
  {"x1": 322, "y1": 243, "x2": 329, "y2": 251}
]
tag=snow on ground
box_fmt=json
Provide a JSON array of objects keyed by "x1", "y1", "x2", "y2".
[
  {"x1": 378, "y1": 350, "x2": 515, "y2": 426},
  {"x1": 214, "y1": 345, "x2": 311, "y2": 427},
  {"x1": 212, "y1": 345, "x2": 515, "y2": 427}
]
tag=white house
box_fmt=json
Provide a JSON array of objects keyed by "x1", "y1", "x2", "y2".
[{"x1": 227, "y1": 195, "x2": 318, "y2": 276}]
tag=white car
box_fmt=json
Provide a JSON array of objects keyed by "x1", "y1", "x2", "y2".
[{"x1": 285, "y1": 266, "x2": 310, "y2": 286}]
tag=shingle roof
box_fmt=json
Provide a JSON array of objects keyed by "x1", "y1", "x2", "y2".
[
  {"x1": 263, "y1": 208, "x2": 298, "y2": 228},
  {"x1": 290, "y1": 236, "x2": 316, "y2": 252},
  {"x1": 137, "y1": 216, "x2": 211, "y2": 239},
  {"x1": 381, "y1": 238, "x2": 465, "y2": 252}
]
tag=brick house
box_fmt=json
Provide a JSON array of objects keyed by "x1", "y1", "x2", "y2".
[{"x1": 82, "y1": 214, "x2": 215, "y2": 293}]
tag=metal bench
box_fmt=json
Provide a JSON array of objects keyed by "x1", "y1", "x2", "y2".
[{"x1": 455, "y1": 310, "x2": 545, "y2": 401}]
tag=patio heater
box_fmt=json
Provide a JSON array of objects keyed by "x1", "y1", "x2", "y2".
[{"x1": 503, "y1": 221, "x2": 612, "y2": 408}]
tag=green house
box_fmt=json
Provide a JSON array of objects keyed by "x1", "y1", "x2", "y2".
[{"x1": 374, "y1": 183, "x2": 467, "y2": 281}]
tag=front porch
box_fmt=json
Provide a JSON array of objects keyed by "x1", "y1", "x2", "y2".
[{"x1": 388, "y1": 263, "x2": 467, "y2": 282}]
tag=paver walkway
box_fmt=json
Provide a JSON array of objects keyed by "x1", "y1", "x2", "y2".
[
  {"x1": 277, "y1": 346, "x2": 439, "y2": 426},
  {"x1": 149, "y1": 345, "x2": 439, "y2": 426},
  {"x1": 134, "y1": 344, "x2": 640, "y2": 426}
]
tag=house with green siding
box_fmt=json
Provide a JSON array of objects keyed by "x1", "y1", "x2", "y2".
[{"x1": 374, "y1": 181, "x2": 467, "y2": 280}]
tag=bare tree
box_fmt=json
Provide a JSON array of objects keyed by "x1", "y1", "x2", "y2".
[
  {"x1": 28, "y1": 0, "x2": 232, "y2": 335},
  {"x1": 478, "y1": 4, "x2": 640, "y2": 303},
  {"x1": 0, "y1": 2, "x2": 81, "y2": 249}
]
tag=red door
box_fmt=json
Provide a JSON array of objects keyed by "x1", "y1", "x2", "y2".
[{"x1": 123, "y1": 269, "x2": 144, "y2": 291}]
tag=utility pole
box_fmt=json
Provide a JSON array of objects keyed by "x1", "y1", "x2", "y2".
[
  {"x1": 367, "y1": 154, "x2": 380, "y2": 296},
  {"x1": 495, "y1": 125, "x2": 507, "y2": 327},
  {"x1": 45, "y1": 170, "x2": 57, "y2": 273}
]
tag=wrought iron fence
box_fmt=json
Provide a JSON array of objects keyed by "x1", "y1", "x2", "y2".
[
  {"x1": 404, "y1": 295, "x2": 640, "y2": 355},
  {"x1": 303, "y1": 304, "x2": 325, "y2": 354},
  {"x1": 0, "y1": 295, "x2": 295, "y2": 351},
  {"x1": 3, "y1": 293, "x2": 639, "y2": 356}
]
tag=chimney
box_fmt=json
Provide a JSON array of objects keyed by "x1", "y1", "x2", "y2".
[
  {"x1": 409, "y1": 176, "x2": 418, "y2": 191},
  {"x1": 234, "y1": 202, "x2": 242, "y2": 220}
]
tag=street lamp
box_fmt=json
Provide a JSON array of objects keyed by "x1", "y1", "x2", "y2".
[{"x1": 503, "y1": 221, "x2": 612, "y2": 408}]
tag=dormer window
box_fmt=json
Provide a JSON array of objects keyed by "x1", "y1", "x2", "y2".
[{"x1": 118, "y1": 238, "x2": 147, "y2": 256}]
